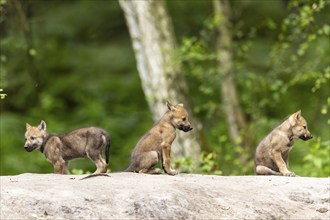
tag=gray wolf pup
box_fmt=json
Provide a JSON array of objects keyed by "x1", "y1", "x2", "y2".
[
  {"x1": 24, "y1": 120, "x2": 110, "y2": 174},
  {"x1": 125, "y1": 102, "x2": 193, "y2": 175},
  {"x1": 254, "y1": 110, "x2": 312, "y2": 176}
]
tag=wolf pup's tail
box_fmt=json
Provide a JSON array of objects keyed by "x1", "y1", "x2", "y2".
[
  {"x1": 124, "y1": 164, "x2": 134, "y2": 172},
  {"x1": 104, "y1": 133, "x2": 110, "y2": 164}
]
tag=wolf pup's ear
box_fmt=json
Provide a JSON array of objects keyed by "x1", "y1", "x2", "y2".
[
  {"x1": 38, "y1": 120, "x2": 47, "y2": 131},
  {"x1": 295, "y1": 110, "x2": 301, "y2": 120},
  {"x1": 289, "y1": 110, "x2": 301, "y2": 126},
  {"x1": 167, "y1": 101, "x2": 174, "y2": 111},
  {"x1": 26, "y1": 123, "x2": 31, "y2": 129}
]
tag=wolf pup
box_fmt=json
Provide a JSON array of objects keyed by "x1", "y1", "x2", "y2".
[
  {"x1": 125, "y1": 102, "x2": 193, "y2": 175},
  {"x1": 24, "y1": 120, "x2": 110, "y2": 174},
  {"x1": 254, "y1": 110, "x2": 312, "y2": 177}
]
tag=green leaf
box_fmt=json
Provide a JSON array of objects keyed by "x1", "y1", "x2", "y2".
[
  {"x1": 323, "y1": 24, "x2": 330, "y2": 35},
  {"x1": 28, "y1": 48, "x2": 37, "y2": 56},
  {"x1": 321, "y1": 106, "x2": 327, "y2": 115}
]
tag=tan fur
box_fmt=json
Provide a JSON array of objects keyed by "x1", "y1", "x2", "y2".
[
  {"x1": 254, "y1": 110, "x2": 312, "y2": 177},
  {"x1": 24, "y1": 120, "x2": 110, "y2": 174},
  {"x1": 125, "y1": 102, "x2": 193, "y2": 175}
]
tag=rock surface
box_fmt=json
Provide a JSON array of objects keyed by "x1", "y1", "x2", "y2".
[{"x1": 1, "y1": 173, "x2": 329, "y2": 219}]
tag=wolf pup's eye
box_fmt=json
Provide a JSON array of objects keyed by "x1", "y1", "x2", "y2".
[
  {"x1": 182, "y1": 117, "x2": 186, "y2": 121},
  {"x1": 30, "y1": 136, "x2": 35, "y2": 140},
  {"x1": 303, "y1": 126, "x2": 307, "y2": 129}
]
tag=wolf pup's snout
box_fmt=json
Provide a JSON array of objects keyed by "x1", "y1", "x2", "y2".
[
  {"x1": 300, "y1": 133, "x2": 313, "y2": 141},
  {"x1": 179, "y1": 125, "x2": 193, "y2": 132},
  {"x1": 24, "y1": 145, "x2": 36, "y2": 152}
]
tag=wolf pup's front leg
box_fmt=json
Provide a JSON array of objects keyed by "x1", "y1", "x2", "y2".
[
  {"x1": 271, "y1": 149, "x2": 296, "y2": 177},
  {"x1": 161, "y1": 143, "x2": 178, "y2": 175}
]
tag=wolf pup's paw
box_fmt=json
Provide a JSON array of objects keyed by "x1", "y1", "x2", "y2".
[
  {"x1": 168, "y1": 169, "x2": 178, "y2": 176},
  {"x1": 284, "y1": 172, "x2": 296, "y2": 177}
]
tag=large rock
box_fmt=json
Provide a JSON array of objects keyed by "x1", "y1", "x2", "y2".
[{"x1": 1, "y1": 173, "x2": 329, "y2": 219}]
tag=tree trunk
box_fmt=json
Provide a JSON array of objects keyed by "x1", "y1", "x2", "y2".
[
  {"x1": 213, "y1": 0, "x2": 251, "y2": 150},
  {"x1": 119, "y1": 0, "x2": 203, "y2": 163}
]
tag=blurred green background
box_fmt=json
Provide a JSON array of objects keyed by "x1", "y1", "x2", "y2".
[{"x1": 0, "y1": 0, "x2": 329, "y2": 176}]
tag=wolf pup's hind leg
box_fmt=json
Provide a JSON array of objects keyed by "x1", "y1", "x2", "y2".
[
  {"x1": 137, "y1": 151, "x2": 160, "y2": 174},
  {"x1": 87, "y1": 150, "x2": 108, "y2": 174},
  {"x1": 138, "y1": 168, "x2": 162, "y2": 174},
  {"x1": 255, "y1": 165, "x2": 281, "y2": 175}
]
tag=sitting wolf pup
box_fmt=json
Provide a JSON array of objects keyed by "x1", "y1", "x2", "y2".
[
  {"x1": 125, "y1": 102, "x2": 193, "y2": 175},
  {"x1": 254, "y1": 110, "x2": 312, "y2": 177},
  {"x1": 24, "y1": 120, "x2": 110, "y2": 174}
]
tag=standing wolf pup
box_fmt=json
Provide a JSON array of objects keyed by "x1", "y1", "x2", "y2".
[
  {"x1": 254, "y1": 110, "x2": 312, "y2": 177},
  {"x1": 24, "y1": 120, "x2": 110, "y2": 174},
  {"x1": 125, "y1": 102, "x2": 193, "y2": 175}
]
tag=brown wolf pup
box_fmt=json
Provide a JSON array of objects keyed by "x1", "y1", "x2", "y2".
[
  {"x1": 254, "y1": 110, "x2": 312, "y2": 177},
  {"x1": 125, "y1": 102, "x2": 193, "y2": 175},
  {"x1": 24, "y1": 120, "x2": 110, "y2": 174}
]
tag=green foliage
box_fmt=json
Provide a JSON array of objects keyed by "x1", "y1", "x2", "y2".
[
  {"x1": 197, "y1": 152, "x2": 223, "y2": 175},
  {"x1": 302, "y1": 137, "x2": 330, "y2": 177},
  {"x1": 0, "y1": 89, "x2": 7, "y2": 99},
  {"x1": 70, "y1": 169, "x2": 91, "y2": 175},
  {"x1": 174, "y1": 152, "x2": 222, "y2": 175},
  {"x1": 0, "y1": 0, "x2": 329, "y2": 177},
  {"x1": 177, "y1": 0, "x2": 329, "y2": 176},
  {"x1": 0, "y1": 0, "x2": 151, "y2": 175}
]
